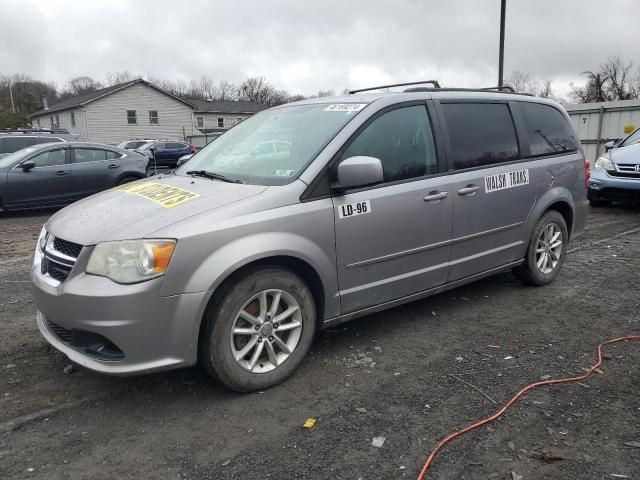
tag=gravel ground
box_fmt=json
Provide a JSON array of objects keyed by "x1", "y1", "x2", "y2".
[{"x1": 0, "y1": 205, "x2": 639, "y2": 480}]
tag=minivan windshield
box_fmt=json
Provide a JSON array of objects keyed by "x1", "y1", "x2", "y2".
[{"x1": 176, "y1": 103, "x2": 367, "y2": 185}]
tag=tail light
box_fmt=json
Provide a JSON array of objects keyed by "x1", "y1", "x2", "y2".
[
  {"x1": 584, "y1": 159, "x2": 591, "y2": 187},
  {"x1": 190, "y1": 145, "x2": 196, "y2": 154}
]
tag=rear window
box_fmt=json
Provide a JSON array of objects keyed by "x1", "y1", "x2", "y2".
[
  {"x1": 519, "y1": 102, "x2": 578, "y2": 156},
  {"x1": 0, "y1": 136, "x2": 38, "y2": 154},
  {"x1": 441, "y1": 103, "x2": 519, "y2": 170}
]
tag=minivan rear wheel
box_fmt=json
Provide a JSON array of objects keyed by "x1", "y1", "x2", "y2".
[
  {"x1": 199, "y1": 267, "x2": 316, "y2": 392},
  {"x1": 513, "y1": 210, "x2": 568, "y2": 286}
]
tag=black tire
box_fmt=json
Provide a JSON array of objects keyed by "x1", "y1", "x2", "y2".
[
  {"x1": 587, "y1": 190, "x2": 612, "y2": 207},
  {"x1": 117, "y1": 176, "x2": 139, "y2": 185},
  {"x1": 513, "y1": 210, "x2": 568, "y2": 286},
  {"x1": 199, "y1": 267, "x2": 316, "y2": 392}
]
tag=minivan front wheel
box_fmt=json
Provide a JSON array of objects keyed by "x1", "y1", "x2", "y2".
[
  {"x1": 513, "y1": 211, "x2": 568, "y2": 286},
  {"x1": 199, "y1": 267, "x2": 316, "y2": 392}
]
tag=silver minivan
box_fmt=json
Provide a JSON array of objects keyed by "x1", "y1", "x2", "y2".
[{"x1": 31, "y1": 84, "x2": 588, "y2": 391}]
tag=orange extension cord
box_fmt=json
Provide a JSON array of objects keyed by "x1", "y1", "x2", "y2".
[{"x1": 416, "y1": 335, "x2": 640, "y2": 480}]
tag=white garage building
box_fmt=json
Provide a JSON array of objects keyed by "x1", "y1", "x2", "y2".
[{"x1": 566, "y1": 99, "x2": 640, "y2": 161}]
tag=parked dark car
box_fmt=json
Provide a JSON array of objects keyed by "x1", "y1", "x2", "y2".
[
  {"x1": 137, "y1": 140, "x2": 196, "y2": 168},
  {"x1": 0, "y1": 142, "x2": 148, "y2": 211},
  {"x1": 116, "y1": 139, "x2": 157, "y2": 150},
  {"x1": 0, "y1": 129, "x2": 77, "y2": 158}
]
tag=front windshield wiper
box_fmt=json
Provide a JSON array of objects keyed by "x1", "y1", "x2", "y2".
[{"x1": 185, "y1": 170, "x2": 243, "y2": 184}]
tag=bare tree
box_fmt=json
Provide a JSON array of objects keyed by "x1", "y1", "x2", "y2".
[
  {"x1": 215, "y1": 80, "x2": 237, "y2": 101},
  {"x1": 602, "y1": 56, "x2": 634, "y2": 100},
  {"x1": 64, "y1": 76, "x2": 103, "y2": 97},
  {"x1": 537, "y1": 80, "x2": 553, "y2": 99},
  {"x1": 504, "y1": 71, "x2": 538, "y2": 94},
  {"x1": 105, "y1": 71, "x2": 137, "y2": 86},
  {"x1": 317, "y1": 89, "x2": 335, "y2": 97},
  {"x1": 572, "y1": 71, "x2": 609, "y2": 103}
]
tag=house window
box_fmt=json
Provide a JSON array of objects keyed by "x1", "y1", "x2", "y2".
[
  {"x1": 36, "y1": 118, "x2": 41, "y2": 128},
  {"x1": 237, "y1": 117, "x2": 242, "y2": 124},
  {"x1": 54, "y1": 115, "x2": 59, "y2": 128},
  {"x1": 149, "y1": 110, "x2": 159, "y2": 125},
  {"x1": 196, "y1": 116, "x2": 204, "y2": 128},
  {"x1": 217, "y1": 117, "x2": 224, "y2": 128},
  {"x1": 49, "y1": 116, "x2": 54, "y2": 128},
  {"x1": 127, "y1": 110, "x2": 137, "y2": 124},
  {"x1": 70, "y1": 111, "x2": 76, "y2": 127}
]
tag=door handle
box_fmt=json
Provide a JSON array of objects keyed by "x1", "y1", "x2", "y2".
[
  {"x1": 457, "y1": 185, "x2": 480, "y2": 196},
  {"x1": 423, "y1": 191, "x2": 448, "y2": 202},
  {"x1": 55, "y1": 170, "x2": 68, "y2": 176},
  {"x1": 108, "y1": 164, "x2": 119, "y2": 169}
]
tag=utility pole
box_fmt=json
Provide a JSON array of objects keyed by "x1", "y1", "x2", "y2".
[{"x1": 498, "y1": 0, "x2": 506, "y2": 87}]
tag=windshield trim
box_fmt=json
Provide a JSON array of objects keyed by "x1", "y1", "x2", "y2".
[{"x1": 174, "y1": 102, "x2": 371, "y2": 186}]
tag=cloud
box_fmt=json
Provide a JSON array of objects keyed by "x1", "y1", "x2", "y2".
[{"x1": 1, "y1": 0, "x2": 638, "y2": 98}]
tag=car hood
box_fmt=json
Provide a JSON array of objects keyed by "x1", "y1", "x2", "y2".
[
  {"x1": 46, "y1": 174, "x2": 268, "y2": 245},
  {"x1": 610, "y1": 143, "x2": 640, "y2": 165}
]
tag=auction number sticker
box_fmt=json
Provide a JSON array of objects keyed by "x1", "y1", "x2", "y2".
[
  {"x1": 324, "y1": 103, "x2": 367, "y2": 112},
  {"x1": 338, "y1": 200, "x2": 371, "y2": 219},
  {"x1": 112, "y1": 181, "x2": 200, "y2": 208},
  {"x1": 484, "y1": 169, "x2": 529, "y2": 193}
]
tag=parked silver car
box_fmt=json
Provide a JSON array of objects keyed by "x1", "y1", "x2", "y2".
[{"x1": 31, "y1": 84, "x2": 588, "y2": 391}]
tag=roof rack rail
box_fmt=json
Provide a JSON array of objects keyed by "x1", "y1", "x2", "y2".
[
  {"x1": 480, "y1": 86, "x2": 516, "y2": 92},
  {"x1": 349, "y1": 80, "x2": 441, "y2": 94}
]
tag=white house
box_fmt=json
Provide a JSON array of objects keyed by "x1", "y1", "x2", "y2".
[{"x1": 29, "y1": 79, "x2": 267, "y2": 144}]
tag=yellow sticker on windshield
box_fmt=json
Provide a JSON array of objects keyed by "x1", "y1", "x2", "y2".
[{"x1": 113, "y1": 181, "x2": 199, "y2": 208}]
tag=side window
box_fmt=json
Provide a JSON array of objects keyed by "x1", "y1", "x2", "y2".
[
  {"x1": 74, "y1": 148, "x2": 108, "y2": 163},
  {"x1": 441, "y1": 103, "x2": 519, "y2": 170},
  {"x1": 105, "y1": 150, "x2": 121, "y2": 159},
  {"x1": 168, "y1": 142, "x2": 186, "y2": 149},
  {"x1": 340, "y1": 105, "x2": 437, "y2": 182},
  {"x1": 30, "y1": 149, "x2": 66, "y2": 167},
  {"x1": 519, "y1": 102, "x2": 579, "y2": 156}
]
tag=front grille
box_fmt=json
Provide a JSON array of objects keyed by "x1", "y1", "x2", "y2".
[
  {"x1": 53, "y1": 237, "x2": 83, "y2": 258},
  {"x1": 41, "y1": 235, "x2": 83, "y2": 284},
  {"x1": 608, "y1": 171, "x2": 640, "y2": 179},
  {"x1": 42, "y1": 257, "x2": 72, "y2": 282}
]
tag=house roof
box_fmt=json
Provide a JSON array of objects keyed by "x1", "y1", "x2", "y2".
[
  {"x1": 30, "y1": 79, "x2": 194, "y2": 117},
  {"x1": 189, "y1": 99, "x2": 268, "y2": 114},
  {"x1": 30, "y1": 79, "x2": 269, "y2": 118}
]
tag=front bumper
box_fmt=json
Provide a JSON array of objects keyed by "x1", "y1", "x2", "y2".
[
  {"x1": 588, "y1": 168, "x2": 640, "y2": 200},
  {"x1": 32, "y1": 245, "x2": 209, "y2": 375}
]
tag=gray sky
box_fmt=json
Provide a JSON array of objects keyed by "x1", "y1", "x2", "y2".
[{"x1": 1, "y1": 0, "x2": 639, "y2": 98}]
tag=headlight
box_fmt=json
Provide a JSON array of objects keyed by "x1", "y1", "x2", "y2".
[
  {"x1": 86, "y1": 239, "x2": 176, "y2": 284},
  {"x1": 595, "y1": 156, "x2": 615, "y2": 171},
  {"x1": 37, "y1": 225, "x2": 48, "y2": 251}
]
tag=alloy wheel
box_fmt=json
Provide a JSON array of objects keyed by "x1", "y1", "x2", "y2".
[
  {"x1": 230, "y1": 289, "x2": 303, "y2": 373},
  {"x1": 535, "y1": 223, "x2": 563, "y2": 274}
]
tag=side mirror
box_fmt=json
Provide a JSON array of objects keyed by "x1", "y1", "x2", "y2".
[
  {"x1": 21, "y1": 160, "x2": 36, "y2": 172},
  {"x1": 335, "y1": 156, "x2": 383, "y2": 190},
  {"x1": 604, "y1": 140, "x2": 616, "y2": 152}
]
